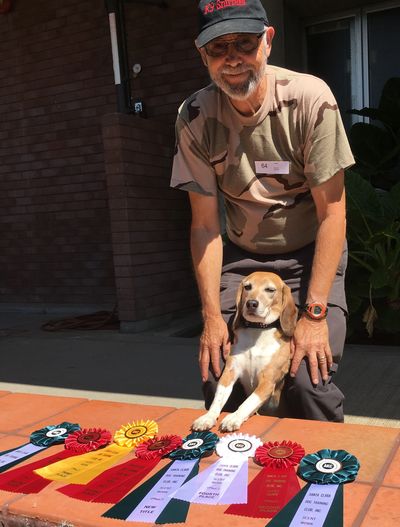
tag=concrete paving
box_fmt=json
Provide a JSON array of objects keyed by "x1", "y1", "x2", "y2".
[{"x1": 0, "y1": 311, "x2": 399, "y2": 427}]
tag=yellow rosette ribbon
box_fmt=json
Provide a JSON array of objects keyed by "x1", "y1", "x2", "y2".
[
  {"x1": 114, "y1": 420, "x2": 158, "y2": 449},
  {"x1": 35, "y1": 420, "x2": 158, "y2": 485}
]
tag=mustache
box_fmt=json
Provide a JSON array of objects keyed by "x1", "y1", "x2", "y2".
[{"x1": 220, "y1": 65, "x2": 255, "y2": 75}]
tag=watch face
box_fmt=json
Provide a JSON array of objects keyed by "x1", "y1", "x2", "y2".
[{"x1": 307, "y1": 303, "x2": 327, "y2": 319}]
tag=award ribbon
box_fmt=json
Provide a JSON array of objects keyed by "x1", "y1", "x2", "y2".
[
  {"x1": 0, "y1": 428, "x2": 111, "y2": 494},
  {"x1": 64, "y1": 428, "x2": 112, "y2": 453},
  {"x1": 0, "y1": 422, "x2": 80, "y2": 474},
  {"x1": 267, "y1": 449, "x2": 360, "y2": 527},
  {"x1": 225, "y1": 440, "x2": 305, "y2": 518},
  {"x1": 58, "y1": 435, "x2": 182, "y2": 503},
  {"x1": 102, "y1": 431, "x2": 218, "y2": 524},
  {"x1": 173, "y1": 433, "x2": 262, "y2": 505},
  {"x1": 36, "y1": 420, "x2": 158, "y2": 484}
]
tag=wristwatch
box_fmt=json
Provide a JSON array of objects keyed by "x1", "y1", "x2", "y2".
[{"x1": 302, "y1": 302, "x2": 328, "y2": 321}]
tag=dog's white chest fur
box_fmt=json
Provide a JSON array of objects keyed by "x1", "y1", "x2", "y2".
[{"x1": 230, "y1": 327, "x2": 281, "y2": 391}]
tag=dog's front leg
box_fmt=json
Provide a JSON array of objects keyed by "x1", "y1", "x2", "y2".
[
  {"x1": 220, "y1": 377, "x2": 275, "y2": 432},
  {"x1": 192, "y1": 359, "x2": 239, "y2": 431}
]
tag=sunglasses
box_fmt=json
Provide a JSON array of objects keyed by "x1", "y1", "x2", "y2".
[{"x1": 204, "y1": 32, "x2": 265, "y2": 58}]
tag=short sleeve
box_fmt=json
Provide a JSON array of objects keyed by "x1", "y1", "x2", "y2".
[
  {"x1": 303, "y1": 87, "x2": 355, "y2": 187},
  {"x1": 170, "y1": 112, "x2": 218, "y2": 197}
]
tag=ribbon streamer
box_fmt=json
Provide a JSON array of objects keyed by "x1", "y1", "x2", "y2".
[
  {"x1": 0, "y1": 428, "x2": 113, "y2": 495},
  {"x1": 226, "y1": 440, "x2": 304, "y2": 518},
  {"x1": 174, "y1": 433, "x2": 262, "y2": 505},
  {"x1": 58, "y1": 456, "x2": 160, "y2": 503},
  {"x1": 0, "y1": 450, "x2": 76, "y2": 494},
  {"x1": 35, "y1": 444, "x2": 132, "y2": 484},
  {"x1": 0, "y1": 422, "x2": 79, "y2": 474},
  {"x1": 58, "y1": 435, "x2": 182, "y2": 503},
  {"x1": 35, "y1": 421, "x2": 158, "y2": 485},
  {"x1": 102, "y1": 431, "x2": 218, "y2": 524},
  {"x1": 267, "y1": 449, "x2": 359, "y2": 527}
]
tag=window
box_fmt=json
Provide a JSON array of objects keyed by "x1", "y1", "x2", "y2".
[
  {"x1": 305, "y1": 3, "x2": 400, "y2": 129},
  {"x1": 366, "y1": 6, "x2": 400, "y2": 108}
]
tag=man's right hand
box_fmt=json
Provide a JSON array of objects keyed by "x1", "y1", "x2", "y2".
[{"x1": 199, "y1": 314, "x2": 231, "y2": 382}]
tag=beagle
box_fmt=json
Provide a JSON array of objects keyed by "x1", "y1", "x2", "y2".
[{"x1": 192, "y1": 272, "x2": 298, "y2": 432}]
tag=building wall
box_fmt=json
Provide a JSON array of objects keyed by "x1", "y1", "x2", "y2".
[
  {"x1": 102, "y1": 113, "x2": 198, "y2": 329},
  {"x1": 123, "y1": 0, "x2": 210, "y2": 122},
  {"x1": 0, "y1": 0, "x2": 116, "y2": 308},
  {"x1": 0, "y1": 0, "x2": 208, "y2": 321},
  {"x1": 0, "y1": 0, "x2": 292, "y2": 324},
  {"x1": 263, "y1": 0, "x2": 285, "y2": 66}
]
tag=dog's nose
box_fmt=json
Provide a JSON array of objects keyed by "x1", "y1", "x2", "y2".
[{"x1": 246, "y1": 299, "x2": 259, "y2": 310}]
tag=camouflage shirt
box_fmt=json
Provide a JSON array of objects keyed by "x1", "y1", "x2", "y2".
[{"x1": 171, "y1": 65, "x2": 355, "y2": 254}]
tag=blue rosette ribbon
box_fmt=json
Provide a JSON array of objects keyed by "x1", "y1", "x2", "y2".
[
  {"x1": 266, "y1": 449, "x2": 360, "y2": 527},
  {"x1": 0, "y1": 422, "x2": 80, "y2": 474},
  {"x1": 103, "y1": 431, "x2": 219, "y2": 524}
]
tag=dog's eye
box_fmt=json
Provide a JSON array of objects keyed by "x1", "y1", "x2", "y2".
[
  {"x1": 244, "y1": 284, "x2": 252, "y2": 291},
  {"x1": 265, "y1": 287, "x2": 276, "y2": 293}
]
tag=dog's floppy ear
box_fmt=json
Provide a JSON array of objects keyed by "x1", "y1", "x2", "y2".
[
  {"x1": 280, "y1": 284, "x2": 298, "y2": 336},
  {"x1": 231, "y1": 279, "x2": 245, "y2": 333}
]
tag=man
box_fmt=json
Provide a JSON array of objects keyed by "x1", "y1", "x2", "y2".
[{"x1": 171, "y1": 0, "x2": 355, "y2": 422}]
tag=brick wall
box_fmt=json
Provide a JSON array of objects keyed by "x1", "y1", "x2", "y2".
[
  {"x1": 102, "y1": 113, "x2": 198, "y2": 329},
  {"x1": 0, "y1": 0, "x2": 207, "y2": 321},
  {"x1": 0, "y1": 0, "x2": 116, "y2": 307},
  {"x1": 124, "y1": 0, "x2": 210, "y2": 123}
]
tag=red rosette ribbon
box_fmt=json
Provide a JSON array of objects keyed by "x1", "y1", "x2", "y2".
[
  {"x1": 135, "y1": 435, "x2": 183, "y2": 461},
  {"x1": 225, "y1": 440, "x2": 305, "y2": 520},
  {"x1": 255, "y1": 440, "x2": 305, "y2": 469},
  {"x1": 65, "y1": 428, "x2": 112, "y2": 454}
]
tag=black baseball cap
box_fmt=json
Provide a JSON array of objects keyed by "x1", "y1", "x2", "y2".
[{"x1": 196, "y1": 0, "x2": 269, "y2": 47}]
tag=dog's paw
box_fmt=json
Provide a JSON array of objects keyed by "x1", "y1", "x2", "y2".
[
  {"x1": 219, "y1": 413, "x2": 244, "y2": 432},
  {"x1": 191, "y1": 414, "x2": 217, "y2": 431}
]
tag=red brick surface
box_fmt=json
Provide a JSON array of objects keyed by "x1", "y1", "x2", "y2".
[{"x1": 0, "y1": 393, "x2": 398, "y2": 527}]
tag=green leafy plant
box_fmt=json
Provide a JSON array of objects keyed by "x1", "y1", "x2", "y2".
[
  {"x1": 345, "y1": 78, "x2": 400, "y2": 342},
  {"x1": 346, "y1": 171, "x2": 400, "y2": 339},
  {"x1": 348, "y1": 77, "x2": 400, "y2": 190}
]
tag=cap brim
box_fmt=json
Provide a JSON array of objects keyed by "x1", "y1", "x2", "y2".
[{"x1": 196, "y1": 19, "x2": 266, "y2": 47}]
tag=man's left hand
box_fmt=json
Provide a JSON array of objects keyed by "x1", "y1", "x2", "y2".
[{"x1": 290, "y1": 317, "x2": 333, "y2": 385}]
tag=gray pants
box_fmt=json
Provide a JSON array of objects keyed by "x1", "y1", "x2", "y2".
[{"x1": 203, "y1": 240, "x2": 348, "y2": 422}]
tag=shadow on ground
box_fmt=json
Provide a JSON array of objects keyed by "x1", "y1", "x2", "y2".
[
  {"x1": 335, "y1": 344, "x2": 400, "y2": 420},
  {"x1": 1, "y1": 313, "x2": 399, "y2": 421},
  {"x1": 0, "y1": 313, "x2": 202, "y2": 401}
]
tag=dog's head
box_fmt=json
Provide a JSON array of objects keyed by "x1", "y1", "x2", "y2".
[{"x1": 232, "y1": 272, "x2": 298, "y2": 337}]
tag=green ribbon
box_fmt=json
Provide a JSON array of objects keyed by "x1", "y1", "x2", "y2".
[
  {"x1": 155, "y1": 461, "x2": 199, "y2": 525},
  {"x1": 266, "y1": 483, "x2": 343, "y2": 527},
  {"x1": 102, "y1": 460, "x2": 199, "y2": 523},
  {"x1": 30, "y1": 422, "x2": 80, "y2": 447},
  {"x1": 298, "y1": 449, "x2": 360, "y2": 484},
  {"x1": 0, "y1": 445, "x2": 39, "y2": 474},
  {"x1": 169, "y1": 431, "x2": 219, "y2": 460},
  {"x1": 265, "y1": 449, "x2": 358, "y2": 526}
]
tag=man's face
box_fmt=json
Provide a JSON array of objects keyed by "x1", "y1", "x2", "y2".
[{"x1": 199, "y1": 27, "x2": 274, "y2": 101}]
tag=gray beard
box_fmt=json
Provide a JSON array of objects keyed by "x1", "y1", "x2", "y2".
[{"x1": 210, "y1": 60, "x2": 267, "y2": 101}]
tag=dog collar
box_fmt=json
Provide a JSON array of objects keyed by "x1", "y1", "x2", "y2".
[{"x1": 242, "y1": 319, "x2": 281, "y2": 330}]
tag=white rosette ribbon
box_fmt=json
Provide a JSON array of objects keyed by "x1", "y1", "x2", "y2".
[{"x1": 173, "y1": 434, "x2": 262, "y2": 505}]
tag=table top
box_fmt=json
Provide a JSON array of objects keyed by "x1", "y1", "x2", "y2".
[{"x1": 0, "y1": 391, "x2": 398, "y2": 527}]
